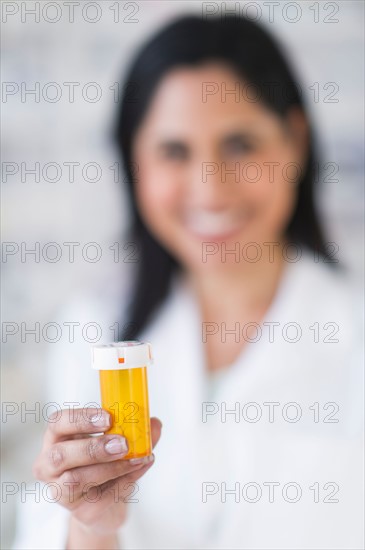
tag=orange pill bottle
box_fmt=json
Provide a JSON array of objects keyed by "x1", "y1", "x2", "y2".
[{"x1": 91, "y1": 341, "x2": 153, "y2": 460}]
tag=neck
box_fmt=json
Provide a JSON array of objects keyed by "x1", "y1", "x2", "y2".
[{"x1": 186, "y1": 240, "x2": 287, "y2": 319}]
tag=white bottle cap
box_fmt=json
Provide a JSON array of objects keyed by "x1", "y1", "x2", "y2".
[{"x1": 91, "y1": 341, "x2": 153, "y2": 370}]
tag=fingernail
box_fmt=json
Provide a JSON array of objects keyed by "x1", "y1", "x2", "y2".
[
  {"x1": 105, "y1": 437, "x2": 128, "y2": 455},
  {"x1": 129, "y1": 454, "x2": 154, "y2": 466},
  {"x1": 90, "y1": 412, "x2": 110, "y2": 428}
]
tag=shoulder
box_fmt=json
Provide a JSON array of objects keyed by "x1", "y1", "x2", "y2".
[{"x1": 289, "y1": 249, "x2": 361, "y2": 320}]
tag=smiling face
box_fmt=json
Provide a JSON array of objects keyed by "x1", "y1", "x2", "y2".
[{"x1": 132, "y1": 63, "x2": 308, "y2": 273}]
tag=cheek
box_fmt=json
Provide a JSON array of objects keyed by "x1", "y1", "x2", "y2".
[
  {"x1": 242, "y1": 144, "x2": 296, "y2": 193},
  {"x1": 135, "y1": 162, "x2": 181, "y2": 230},
  {"x1": 239, "y1": 146, "x2": 299, "y2": 230},
  {"x1": 264, "y1": 145, "x2": 301, "y2": 220}
]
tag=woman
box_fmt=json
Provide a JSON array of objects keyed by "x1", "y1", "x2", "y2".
[{"x1": 15, "y1": 15, "x2": 362, "y2": 550}]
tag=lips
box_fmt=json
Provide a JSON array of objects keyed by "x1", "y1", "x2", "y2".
[{"x1": 184, "y1": 209, "x2": 247, "y2": 239}]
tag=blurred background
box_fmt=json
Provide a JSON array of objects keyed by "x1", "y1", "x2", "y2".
[{"x1": 1, "y1": 1, "x2": 364, "y2": 547}]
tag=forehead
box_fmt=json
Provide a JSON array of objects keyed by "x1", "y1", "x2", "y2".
[{"x1": 138, "y1": 62, "x2": 277, "y2": 136}]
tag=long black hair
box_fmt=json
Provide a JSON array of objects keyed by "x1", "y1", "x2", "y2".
[{"x1": 114, "y1": 15, "x2": 331, "y2": 340}]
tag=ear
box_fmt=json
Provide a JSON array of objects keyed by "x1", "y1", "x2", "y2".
[{"x1": 285, "y1": 107, "x2": 310, "y2": 166}]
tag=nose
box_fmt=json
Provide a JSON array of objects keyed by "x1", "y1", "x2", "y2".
[{"x1": 187, "y1": 156, "x2": 233, "y2": 209}]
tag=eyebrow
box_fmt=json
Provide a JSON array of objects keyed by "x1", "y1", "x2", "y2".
[
  {"x1": 157, "y1": 131, "x2": 259, "y2": 147},
  {"x1": 221, "y1": 131, "x2": 260, "y2": 145},
  {"x1": 157, "y1": 140, "x2": 189, "y2": 153},
  {"x1": 158, "y1": 139, "x2": 187, "y2": 146},
  {"x1": 154, "y1": 127, "x2": 264, "y2": 157}
]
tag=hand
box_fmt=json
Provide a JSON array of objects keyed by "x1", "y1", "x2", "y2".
[{"x1": 33, "y1": 408, "x2": 162, "y2": 541}]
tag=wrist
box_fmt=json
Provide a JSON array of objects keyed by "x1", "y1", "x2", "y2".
[{"x1": 66, "y1": 515, "x2": 119, "y2": 550}]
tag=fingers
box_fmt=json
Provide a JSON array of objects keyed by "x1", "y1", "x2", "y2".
[
  {"x1": 94, "y1": 456, "x2": 156, "y2": 507},
  {"x1": 118, "y1": 455, "x2": 155, "y2": 486},
  {"x1": 150, "y1": 417, "x2": 162, "y2": 449},
  {"x1": 64, "y1": 455, "x2": 155, "y2": 506},
  {"x1": 34, "y1": 434, "x2": 131, "y2": 479},
  {"x1": 45, "y1": 410, "x2": 163, "y2": 446},
  {"x1": 34, "y1": 410, "x2": 162, "y2": 512},
  {"x1": 70, "y1": 458, "x2": 155, "y2": 525},
  {"x1": 45, "y1": 408, "x2": 111, "y2": 444},
  {"x1": 36, "y1": 419, "x2": 162, "y2": 480},
  {"x1": 35, "y1": 454, "x2": 155, "y2": 509}
]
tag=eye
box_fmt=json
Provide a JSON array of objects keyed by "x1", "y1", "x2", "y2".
[
  {"x1": 160, "y1": 142, "x2": 189, "y2": 161},
  {"x1": 222, "y1": 134, "x2": 254, "y2": 156}
]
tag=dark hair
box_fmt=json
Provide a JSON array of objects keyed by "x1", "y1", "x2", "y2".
[{"x1": 115, "y1": 15, "x2": 331, "y2": 340}]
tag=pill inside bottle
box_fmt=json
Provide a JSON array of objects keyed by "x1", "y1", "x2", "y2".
[{"x1": 91, "y1": 341, "x2": 153, "y2": 460}]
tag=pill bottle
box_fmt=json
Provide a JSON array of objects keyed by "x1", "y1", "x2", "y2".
[{"x1": 91, "y1": 341, "x2": 153, "y2": 460}]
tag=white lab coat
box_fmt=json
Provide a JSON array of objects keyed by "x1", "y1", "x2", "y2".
[{"x1": 13, "y1": 251, "x2": 364, "y2": 549}]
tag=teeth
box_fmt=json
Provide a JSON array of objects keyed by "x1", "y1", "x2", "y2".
[{"x1": 185, "y1": 210, "x2": 242, "y2": 236}]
